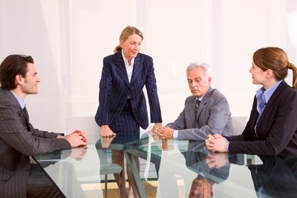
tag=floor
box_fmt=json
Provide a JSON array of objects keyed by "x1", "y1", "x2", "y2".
[{"x1": 81, "y1": 181, "x2": 159, "y2": 198}]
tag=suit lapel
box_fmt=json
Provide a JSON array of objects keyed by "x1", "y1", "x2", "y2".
[
  {"x1": 115, "y1": 52, "x2": 130, "y2": 87},
  {"x1": 187, "y1": 96, "x2": 196, "y2": 127},
  {"x1": 130, "y1": 54, "x2": 143, "y2": 86},
  {"x1": 256, "y1": 80, "x2": 288, "y2": 131},
  {"x1": 196, "y1": 87, "x2": 214, "y2": 121},
  {"x1": 249, "y1": 100, "x2": 260, "y2": 140}
]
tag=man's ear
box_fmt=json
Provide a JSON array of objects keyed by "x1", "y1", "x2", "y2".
[
  {"x1": 208, "y1": 76, "x2": 212, "y2": 84},
  {"x1": 15, "y1": 74, "x2": 24, "y2": 85}
]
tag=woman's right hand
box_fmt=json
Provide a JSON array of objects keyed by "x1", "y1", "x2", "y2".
[{"x1": 101, "y1": 125, "x2": 116, "y2": 137}]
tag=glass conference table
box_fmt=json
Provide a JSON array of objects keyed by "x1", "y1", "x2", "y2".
[{"x1": 34, "y1": 132, "x2": 297, "y2": 198}]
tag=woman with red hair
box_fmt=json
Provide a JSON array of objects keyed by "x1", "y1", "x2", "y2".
[{"x1": 206, "y1": 47, "x2": 297, "y2": 156}]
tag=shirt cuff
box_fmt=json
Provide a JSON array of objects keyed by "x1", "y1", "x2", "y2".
[
  {"x1": 224, "y1": 137, "x2": 230, "y2": 152},
  {"x1": 173, "y1": 130, "x2": 178, "y2": 140}
]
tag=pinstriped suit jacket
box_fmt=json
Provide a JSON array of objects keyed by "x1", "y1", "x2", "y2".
[
  {"x1": 95, "y1": 51, "x2": 162, "y2": 129},
  {"x1": 166, "y1": 87, "x2": 234, "y2": 140},
  {"x1": 0, "y1": 89, "x2": 71, "y2": 198}
]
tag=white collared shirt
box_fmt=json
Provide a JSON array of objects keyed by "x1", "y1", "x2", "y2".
[{"x1": 121, "y1": 50, "x2": 135, "y2": 83}]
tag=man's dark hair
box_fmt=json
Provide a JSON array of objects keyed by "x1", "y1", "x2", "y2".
[{"x1": 0, "y1": 54, "x2": 34, "y2": 90}]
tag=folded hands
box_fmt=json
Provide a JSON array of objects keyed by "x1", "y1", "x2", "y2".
[{"x1": 205, "y1": 134, "x2": 228, "y2": 153}]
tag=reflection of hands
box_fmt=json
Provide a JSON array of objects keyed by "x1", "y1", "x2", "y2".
[
  {"x1": 65, "y1": 130, "x2": 88, "y2": 148},
  {"x1": 157, "y1": 126, "x2": 174, "y2": 139},
  {"x1": 101, "y1": 136, "x2": 115, "y2": 148},
  {"x1": 148, "y1": 122, "x2": 162, "y2": 133},
  {"x1": 69, "y1": 146, "x2": 88, "y2": 161},
  {"x1": 101, "y1": 125, "x2": 116, "y2": 137},
  {"x1": 206, "y1": 152, "x2": 228, "y2": 168},
  {"x1": 150, "y1": 131, "x2": 160, "y2": 142},
  {"x1": 205, "y1": 134, "x2": 228, "y2": 153},
  {"x1": 161, "y1": 139, "x2": 174, "y2": 151}
]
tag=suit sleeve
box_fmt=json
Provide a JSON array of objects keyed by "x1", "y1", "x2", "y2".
[
  {"x1": 177, "y1": 94, "x2": 232, "y2": 140},
  {"x1": 228, "y1": 90, "x2": 297, "y2": 156},
  {"x1": 145, "y1": 56, "x2": 162, "y2": 123},
  {"x1": 95, "y1": 57, "x2": 113, "y2": 126},
  {"x1": 166, "y1": 108, "x2": 186, "y2": 130},
  {"x1": 29, "y1": 123, "x2": 64, "y2": 138},
  {"x1": 0, "y1": 99, "x2": 71, "y2": 156}
]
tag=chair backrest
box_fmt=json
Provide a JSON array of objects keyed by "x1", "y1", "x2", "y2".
[{"x1": 232, "y1": 116, "x2": 248, "y2": 135}]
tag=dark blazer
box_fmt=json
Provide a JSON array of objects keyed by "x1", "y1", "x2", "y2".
[
  {"x1": 166, "y1": 87, "x2": 234, "y2": 140},
  {"x1": 0, "y1": 89, "x2": 71, "y2": 198},
  {"x1": 95, "y1": 51, "x2": 162, "y2": 129},
  {"x1": 248, "y1": 155, "x2": 297, "y2": 198},
  {"x1": 227, "y1": 81, "x2": 297, "y2": 156}
]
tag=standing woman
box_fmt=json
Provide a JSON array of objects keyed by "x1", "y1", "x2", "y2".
[
  {"x1": 95, "y1": 26, "x2": 162, "y2": 136},
  {"x1": 95, "y1": 26, "x2": 162, "y2": 196},
  {"x1": 206, "y1": 47, "x2": 297, "y2": 156}
]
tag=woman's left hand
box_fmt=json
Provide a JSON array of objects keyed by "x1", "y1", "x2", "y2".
[
  {"x1": 205, "y1": 134, "x2": 228, "y2": 153},
  {"x1": 148, "y1": 122, "x2": 162, "y2": 133}
]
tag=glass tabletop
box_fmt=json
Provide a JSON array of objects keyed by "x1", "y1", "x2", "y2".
[{"x1": 34, "y1": 132, "x2": 297, "y2": 198}]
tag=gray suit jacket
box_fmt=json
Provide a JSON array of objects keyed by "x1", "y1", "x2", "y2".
[
  {"x1": 166, "y1": 87, "x2": 234, "y2": 140},
  {"x1": 0, "y1": 89, "x2": 71, "y2": 198}
]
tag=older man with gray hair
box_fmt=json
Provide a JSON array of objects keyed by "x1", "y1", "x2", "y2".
[{"x1": 157, "y1": 61, "x2": 234, "y2": 140}]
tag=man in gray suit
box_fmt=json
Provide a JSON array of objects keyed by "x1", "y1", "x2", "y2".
[
  {"x1": 0, "y1": 55, "x2": 87, "y2": 197},
  {"x1": 157, "y1": 62, "x2": 234, "y2": 140}
]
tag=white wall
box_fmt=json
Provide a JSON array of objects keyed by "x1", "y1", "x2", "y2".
[{"x1": 0, "y1": 0, "x2": 296, "y2": 134}]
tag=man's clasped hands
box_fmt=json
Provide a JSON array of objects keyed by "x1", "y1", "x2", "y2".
[{"x1": 154, "y1": 126, "x2": 228, "y2": 153}]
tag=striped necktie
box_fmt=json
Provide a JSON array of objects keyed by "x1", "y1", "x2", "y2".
[{"x1": 196, "y1": 99, "x2": 201, "y2": 111}]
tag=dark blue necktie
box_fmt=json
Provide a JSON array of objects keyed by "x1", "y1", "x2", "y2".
[{"x1": 23, "y1": 106, "x2": 29, "y2": 121}]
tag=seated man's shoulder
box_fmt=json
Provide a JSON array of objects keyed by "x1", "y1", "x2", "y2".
[
  {"x1": 0, "y1": 89, "x2": 11, "y2": 101},
  {"x1": 0, "y1": 88, "x2": 6, "y2": 95},
  {"x1": 185, "y1": 95, "x2": 196, "y2": 103},
  {"x1": 210, "y1": 89, "x2": 228, "y2": 100},
  {"x1": 0, "y1": 90, "x2": 18, "y2": 107}
]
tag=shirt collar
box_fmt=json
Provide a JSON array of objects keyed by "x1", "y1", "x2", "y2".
[
  {"x1": 10, "y1": 91, "x2": 26, "y2": 109},
  {"x1": 256, "y1": 80, "x2": 282, "y2": 104},
  {"x1": 197, "y1": 95, "x2": 204, "y2": 102},
  {"x1": 121, "y1": 50, "x2": 135, "y2": 66}
]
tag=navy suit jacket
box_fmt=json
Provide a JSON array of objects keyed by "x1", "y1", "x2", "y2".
[
  {"x1": 226, "y1": 81, "x2": 297, "y2": 156},
  {"x1": 95, "y1": 51, "x2": 162, "y2": 129}
]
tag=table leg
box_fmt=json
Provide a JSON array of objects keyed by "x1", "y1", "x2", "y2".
[{"x1": 124, "y1": 152, "x2": 147, "y2": 198}]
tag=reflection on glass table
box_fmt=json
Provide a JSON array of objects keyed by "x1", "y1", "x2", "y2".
[{"x1": 34, "y1": 132, "x2": 297, "y2": 198}]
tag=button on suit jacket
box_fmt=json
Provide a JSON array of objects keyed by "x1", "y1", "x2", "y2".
[
  {"x1": 95, "y1": 51, "x2": 162, "y2": 129},
  {"x1": 0, "y1": 89, "x2": 71, "y2": 198}
]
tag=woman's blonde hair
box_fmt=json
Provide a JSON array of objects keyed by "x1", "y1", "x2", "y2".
[
  {"x1": 113, "y1": 26, "x2": 144, "y2": 53},
  {"x1": 253, "y1": 47, "x2": 297, "y2": 89}
]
